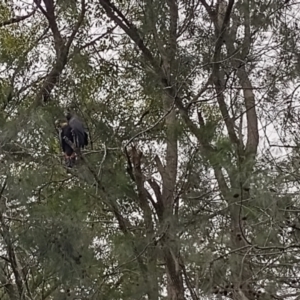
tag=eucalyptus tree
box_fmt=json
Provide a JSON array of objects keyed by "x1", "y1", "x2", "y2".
[
  {"x1": 1, "y1": 1, "x2": 300, "y2": 300},
  {"x1": 96, "y1": 0, "x2": 300, "y2": 299}
]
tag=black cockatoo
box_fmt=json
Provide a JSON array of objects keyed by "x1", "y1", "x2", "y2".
[
  {"x1": 65, "y1": 111, "x2": 88, "y2": 150},
  {"x1": 56, "y1": 113, "x2": 88, "y2": 168},
  {"x1": 56, "y1": 121, "x2": 76, "y2": 168}
]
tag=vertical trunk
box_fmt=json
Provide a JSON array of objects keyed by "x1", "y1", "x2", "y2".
[
  {"x1": 164, "y1": 245, "x2": 185, "y2": 300},
  {"x1": 211, "y1": 0, "x2": 259, "y2": 297},
  {"x1": 130, "y1": 147, "x2": 159, "y2": 300},
  {"x1": 225, "y1": 1, "x2": 258, "y2": 295},
  {"x1": 162, "y1": 95, "x2": 178, "y2": 214},
  {"x1": 161, "y1": 94, "x2": 184, "y2": 300}
]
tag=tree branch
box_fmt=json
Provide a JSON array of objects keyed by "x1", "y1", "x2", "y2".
[
  {"x1": 237, "y1": 66, "x2": 258, "y2": 157},
  {"x1": 211, "y1": 0, "x2": 240, "y2": 148},
  {"x1": 166, "y1": 0, "x2": 178, "y2": 58},
  {"x1": 66, "y1": 0, "x2": 87, "y2": 49},
  {"x1": 186, "y1": 74, "x2": 213, "y2": 108},
  {"x1": 238, "y1": 0, "x2": 258, "y2": 157},
  {"x1": 99, "y1": 0, "x2": 230, "y2": 203},
  {"x1": 147, "y1": 179, "x2": 164, "y2": 221},
  {"x1": 0, "y1": 181, "x2": 28, "y2": 298},
  {"x1": 0, "y1": 4, "x2": 38, "y2": 28},
  {"x1": 34, "y1": 0, "x2": 87, "y2": 104},
  {"x1": 35, "y1": 0, "x2": 64, "y2": 51},
  {"x1": 99, "y1": 0, "x2": 159, "y2": 71}
]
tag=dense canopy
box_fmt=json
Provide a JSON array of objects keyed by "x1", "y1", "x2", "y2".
[{"x1": 0, "y1": 0, "x2": 300, "y2": 299}]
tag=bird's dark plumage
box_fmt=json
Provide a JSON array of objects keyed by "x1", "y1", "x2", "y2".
[
  {"x1": 56, "y1": 112, "x2": 88, "y2": 168},
  {"x1": 57, "y1": 122, "x2": 76, "y2": 168},
  {"x1": 59, "y1": 123, "x2": 74, "y2": 156},
  {"x1": 65, "y1": 112, "x2": 88, "y2": 149}
]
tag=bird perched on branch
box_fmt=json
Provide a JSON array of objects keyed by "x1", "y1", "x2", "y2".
[
  {"x1": 55, "y1": 112, "x2": 88, "y2": 168},
  {"x1": 65, "y1": 111, "x2": 88, "y2": 150},
  {"x1": 55, "y1": 120, "x2": 76, "y2": 168}
]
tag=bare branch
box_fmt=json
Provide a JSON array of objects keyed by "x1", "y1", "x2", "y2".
[
  {"x1": 212, "y1": 0, "x2": 240, "y2": 148},
  {"x1": 238, "y1": 0, "x2": 258, "y2": 157},
  {"x1": 0, "y1": 5, "x2": 38, "y2": 28},
  {"x1": 35, "y1": 0, "x2": 64, "y2": 50},
  {"x1": 147, "y1": 179, "x2": 164, "y2": 220},
  {"x1": 177, "y1": 0, "x2": 200, "y2": 37},
  {"x1": 154, "y1": 155, "x2": 166, "y2": 179},
  {"x1": 181, "y1": 256, "x2": 199, "y2": 300},
  {"x1": 237, "y1": 66, "x2": 258, "y2": 157},
  {"x1": 186, "y1": 74, "x2": 213, "y2": 108},
  {"x1": 66, "y1": 0, "x2": 87, "y2": 49},
  {"x1": 199, "y1": 0, "x2": 215, "y2": 20},
  {"x1": 78, "y1": 25, "x2": 117, "y2": 51},
  {"x1": 99, "y1": 0, "x2": 159, "y2": 71},
  {"x1": 34, "y1": 0, "x2": 87, "y2": 104}
]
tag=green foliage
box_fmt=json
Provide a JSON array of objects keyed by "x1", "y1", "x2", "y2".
[{"x1": 0, "y1": 0, "x2": 300, "y2": 299}]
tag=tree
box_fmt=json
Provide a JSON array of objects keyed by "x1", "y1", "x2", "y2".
[{"x1": 0, "y1": 0, "x2": 300, "y2": 299}]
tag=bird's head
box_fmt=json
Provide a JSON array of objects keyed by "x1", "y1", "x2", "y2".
[{"x1": 55, "y1": 119, "x2": 68, "y2": 129}]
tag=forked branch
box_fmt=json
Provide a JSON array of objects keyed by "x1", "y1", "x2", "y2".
[
  {"x1": 34, "y1": 0, "x2": 87, "y2": 104},
  {"x1": 0, "y1": 3, "x2": 38, "y2": 28}
]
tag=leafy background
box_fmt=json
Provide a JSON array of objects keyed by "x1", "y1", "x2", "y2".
[{"x1": 0, "y1": 0, "x2": 300, "y2": 299}]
